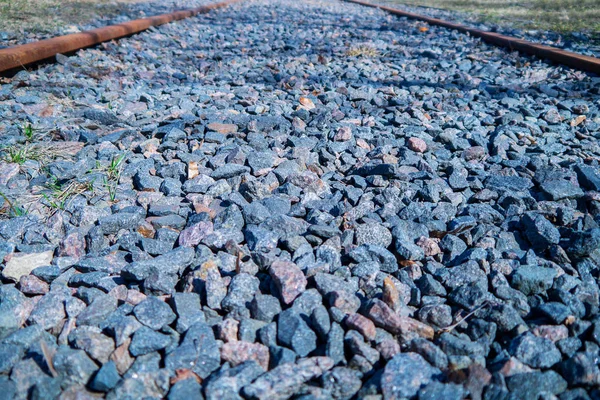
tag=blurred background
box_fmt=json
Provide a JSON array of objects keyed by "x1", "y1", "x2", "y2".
[
  {"x1": 1, "y1": 0, "x2": 599, "y2": 44},
  {"x1": 0, "y1": 0, "x2": 183, "y2": 44},
  {"x1": 388, "y1": 0, "x2": 600, "y2": 35}
]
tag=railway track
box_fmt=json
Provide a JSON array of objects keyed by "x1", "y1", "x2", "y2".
[
  {"x1": 346, "y1": 0, "x2": 600, "y2": 75},
  {"x1": 0, "y1": 0, "x2": 599, "y2": 74},
  {"x1": 0, "y1": 0, "x2": 599, "y2": 399},
  {"x1": 0, "y1": 0, "x2": 241, "y2": 74}
]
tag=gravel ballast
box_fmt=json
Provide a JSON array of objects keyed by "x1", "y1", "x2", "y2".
[{"x1": 1, "y1": 0, "x2": 600, "y2": 398}]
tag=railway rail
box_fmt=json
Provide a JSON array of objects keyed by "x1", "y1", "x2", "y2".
[{"x1": 0, "y1": 0, "x2": 242, "y2": 74}]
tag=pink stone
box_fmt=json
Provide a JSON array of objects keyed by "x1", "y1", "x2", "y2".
[
  {"x1": 292, "y1": 117, "x2": 307, "y2": 131},
  {"x1": 216, "y1": 318, "x2": 239, "y2": 343},
  {"x1": 178, "y1": 221, "x2": 213, "y2": 247},
  {"x1": 498, "y1": 357, "x2": 533, "y2": 377},
  {"x1": 365, "y1": 298, "x2": 402, "y2": 334},
  {"x1": 19, "y1": 275, "x2": 49, "y2": 295},
  {"x1": 334, "y1": 126, "x2": 352, "y2": 141},
  {"x1": 377, "y1": 339, "x2": 401, "y2": 360},
  {"x1": 221, "y1": 341, "x2": 269, "y2": 370},
  {"x1": 109, "y1": 285, "x2": 128, "y2": 302},
  {"x1": 407, "y1": 137, "x2": 427, "y2": 153},
  {"x1": 58, "y1": 230, "x2": 86, "y2": 259},
  {"x1": 125, "y1": 289, "x2": 147, "y2": 305},
  {"x1": 330, "y1": 290, "x2": 360, "y2": 314},
  {"x1": 416, "y1": 236, "x2": 441, "y2": 257},
  {"x1": 269, "y1": 260, "x2": 307, "y2": 304},
  {"x1": 463, "y1": 146, "x2": 486, "y2": 161},
  {"x1": 346, "y1": 313, "x2": 377, "y2": 340},
  {"x1": 532, "y1": 325, "x2": 569, "y2": 342},
  {"x1": 366, "y1": 299, "x2": 434, "y2": 341}
]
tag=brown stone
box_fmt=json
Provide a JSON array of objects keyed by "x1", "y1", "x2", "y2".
[
  {"x1": 398, "y1": 316, "x2": 434, "y2": 340},
  {"x1": 70, "y1": 326, "x2": 115, "y2": 364},
  {"x1": 192, "y1": 202, "x2": 218, "y2": 219},
  {"x1": 292, "y1": 117, "x2": 306, "y2": 131},
  {"x1": 366, "y1": 298, "x2": 402, "y2": 333},
  {"x1": 220, "y1": 341, "x2": 269, "y2": 370},
  {"x1": 108, "y1": 285, "x2": 128, "y2": 302},
  {"x1": 171, "y1": 369, "x2": 202, "y2": 385},
  {"x1": 111, "y1": 338, "x2": 135, "y2": 375},
  {"x1": 298, "y1": 96, "x2": 315, "y2": 110},
  {"x1": 288, "y1": 171, "x2": 328, "y2": 197},
  {"x1": 404, "y1": 264, "x2": 422, "y2": 281},
  {"x1": 187, "y1": 161, "x2": 199, "y2": 179},
  {"x1": 382, "y1": 154, "x2": 398, "y2": 164},
  {"x1": 356, "y1": 138, "x2": 371, "y2": 150},
  {"x1": 346, "y1": 313, "x2": 377, "y2": 340},
  {"x1": 491, "y1": 259, "x2": 516, "y2": 275},
  {"x1": 138, "y1": 138, "x2": 160, "y2": 158},
  {"x1": 207, "y1": 122, "x2": 238, "y2": 134},
  {"x1": 59, "y1": 385, "x2": 104, "y2": 399},
  {"x1": 382, "y1": 277, "x2": 401, "y2": 311},
  {"x1": 571, "y1": 115, "x2": 586, "y2": 127},
  {"x1": 137, "y1": 221, "x2": 156, "y2": 239},
  {"x1": 269, "y1": 260, "x2": 307, "y2": 304},
  {"x1": 365, "y1": 299, "x2": 434, "y2": 340}
]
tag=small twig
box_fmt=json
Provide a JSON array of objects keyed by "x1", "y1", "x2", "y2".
[
  {"x1": 40, "y1": 340, "x2": 58, "y2": 378},
  {"x1": 235, "y1": 250, "x2": 242, "y2": 274},
  {"x1": 440, "y1": 301, "x2": 492, "y2": 334}
]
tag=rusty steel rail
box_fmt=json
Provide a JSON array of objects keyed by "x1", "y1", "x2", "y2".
[
  {"x1": 346, "y1": 0, "x2": 600, "y2": 75},
  {"x1": 0, "y1": 0, "x2": 242, "y2": 74}
]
